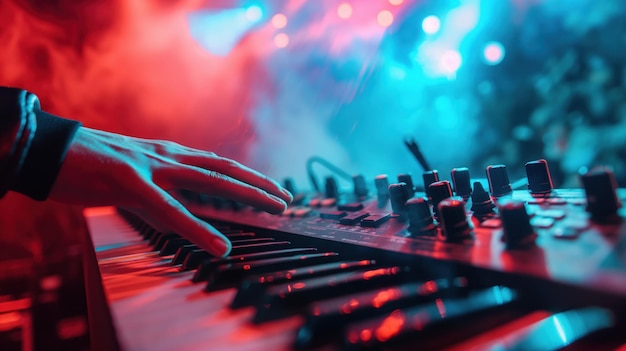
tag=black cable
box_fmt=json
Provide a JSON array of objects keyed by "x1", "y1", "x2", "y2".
[
  {"x1": 306, "y1": 156, "x2": 353, "y2": 193},
  {"x1": 404, "y1": 137, "x2": 431, "y2": 171}
]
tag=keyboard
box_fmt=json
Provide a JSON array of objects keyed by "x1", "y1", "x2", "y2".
[{"x1": 84, "y1": 164, "x2": 626, "y2": 351}]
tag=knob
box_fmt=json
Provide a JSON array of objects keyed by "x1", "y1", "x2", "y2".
[
  {"x1": 438, "y1": 196, "x2": 472, "y2": 242},
  {"x1": 580, "y1": 167, "x2": 622, "y2": 222},
  {"x1": 429, "y1": 180, "x2": 453, "y2": 220},
  {"x1": 283, "y1": 177, "x2": 297, "y2": 195},
  {"x1": 451, "y1": 167, "x2": 472, "y2": 200},
  {"x1": 422, "y1": 170, "x2": 440, "y2": 200},
  {"x1": 375, "y1": 174, "x2": 389, "y2": 197},
  {"x1": 352, "y1": 174, "x2": 368, "y2": 198},
  {"x1": 324, "y1": 176, "x2": 339, "y2": 198},
  {"x1": 406, "y1": 197, "x2": 436, "y2": 236},
  {"x1": 525, "y1": 159, "x2": 553, "y2": 194},
  {"x1": 470, "y1": 182, "x2": 496, "y2": 219},
  {"x1": 388, "y1": 183, "x2": 411, "y2": 218},
  {"x1": 397, "y1": 174, "x2": 415, "y2": 196},
  {"x1": 499, "y1": 199, "x2": 537, "y2": 249},
  {"x1": 486, "y1": 165, "x2": 512, "y2": 197}
]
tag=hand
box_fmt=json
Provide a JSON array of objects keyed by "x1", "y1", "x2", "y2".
[{"x1": 49, "y1": 127, "x2": 293, "y2": 257}]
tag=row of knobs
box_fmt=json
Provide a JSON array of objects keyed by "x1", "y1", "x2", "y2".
[{"x1": 366, "y1": 159, "x2": 619, "y2": 249}]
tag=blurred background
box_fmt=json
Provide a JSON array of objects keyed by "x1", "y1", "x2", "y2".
[{"x1": 2, "y1": 0, "x2": 626, "y2": 191}]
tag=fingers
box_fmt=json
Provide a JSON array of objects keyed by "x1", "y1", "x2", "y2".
[
  {"x1": 178, "y1": 153, "x2": 293, "y2": 204},
  {"x1": 157, "y1": 165, "x2": 289, "y2": 214},
  {"x1": 133, "y1": 186, "x2": 232, "y2": 257}
]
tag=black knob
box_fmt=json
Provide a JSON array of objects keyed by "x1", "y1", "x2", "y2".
[
  {"x1": 397, "y1": 174, "x2": 415, "y2": 196},
  {"x1": 499, "y1": 199, "x2": 537, "y2": 249},
  {"x1": 352, "y1": 174, "x2": 368, "y2": 198},
  {"x1": 429, "y1": 180, "x2": 453, "y2": 220},
  {"x1": 388, "y1": 183, "x2": 411, "y2": 218},
  {"x1": 406, "y1": 197, "x2": 436, "y2": 236},
  {"x1": 283, "y1": 177, "x2": 297, "y2": 195},
  {"x1": 375, "y1": 174, "x2": 389, "y2": 198},
  {"x1": 451, "y1": 167, "x2": 472, "y2": 200},
  {"x1": 525, "y1": 159, "x2": 553, "y2": 194},
  {"x1": 580, "y1": 167, "x2": 622, "y2": 222},
  {"x1": 438, "y1": 196, "x2": 472, "y2": 242},
  {"x1": 470, "y1": 181, "x2": 496, "y2": 219},
  {"x1": 486, "y1": 165, "x2": 512, "y2": 197},
  {"x1": 324, "y1": 176, "x2": 339, "y2": 198},
  {"x1": 422, "y1": 170, "x2": 440, "y2": 199}
]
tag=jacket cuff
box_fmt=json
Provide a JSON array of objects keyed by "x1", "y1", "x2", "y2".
[
  {"x1": 11, "y1": 110, "x2": 82, "y2": 200},
  {"x1": 0, "y1": 88, "x2": 37, "y2": 198}
]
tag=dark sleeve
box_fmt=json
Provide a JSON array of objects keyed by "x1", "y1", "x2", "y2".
[{"x1": 1, "y1": 87, "x2": 82, "y2": 201}]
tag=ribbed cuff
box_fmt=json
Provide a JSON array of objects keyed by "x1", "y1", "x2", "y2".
[{"x1": 12, "y1": 111, "x2": 82, "y2": 200}]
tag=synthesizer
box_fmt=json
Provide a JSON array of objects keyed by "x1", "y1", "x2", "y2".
[{"x1": 85, "y1": 160, "x2": 626, "y2": 351}]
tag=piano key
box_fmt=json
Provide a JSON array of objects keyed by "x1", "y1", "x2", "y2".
[
  {"x1": 223, "y1": 232, "x2": 257, "y2": 240},
  {"x1": 205, "y1": 252, "x2": 340, "y2": 292},
  {"x1": 153, "y1": 233, "x2": 180, "y2": 251},
  {"x1": 253, "y1": 266, "x2": 417, "y2": 323},
  {"x1": 191, "y1": 247, "x2": 319, "y2": 283},
  {"x1": 344, "y1": 286, "x2": 523, "y2": 350},
  {"x1": 171, "y1": 244, "x2": 198, "y2": 265},
  {"x1": 139, "y1": 225, "x2": 156, "y2": 239},
  {"x1": 296, "y1": 277, "x2": 470, "y2": 349},
  {"x1": 148, "y1": 231, "x2": 165, "y2": 246},
  {"x1": 159, "y1": 238, "x2": 191, "y2": 256},
  {"x1": 180, "y1": 241, "x2": 293, "y2": 271},
  {"x1": 171, "y1": 236, "x2": 273, "y2": 266},
  {"x1": 231, "y1": 259, "x2": 378, "y2": 309}
]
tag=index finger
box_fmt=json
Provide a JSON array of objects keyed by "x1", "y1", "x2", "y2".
[{"x1": 179, "y1": 153, "x2": 293, "y2": 204}]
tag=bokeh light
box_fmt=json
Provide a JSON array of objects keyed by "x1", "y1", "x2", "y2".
[
  {"x1": 482, "y1": 41, "x2": 506, "y2": 65},
  {"x1": 245, "y1": 6, "x2": 263, "y2": 22},
  {"x1": 337, "y1": 3, "x2": 353, "y2": 19},
  {"x1": 274, "y1": 33, "x2": 289, "y2": 48},
  {"x1": 421, "y1": 15, "x2": 441, "y2": 35},
  {"x1": 388, "y1": 0, "x2": 404, "y2": 5},
  {"x1": 440, "y1": 50, "x2": 463, "y2": 75},
  {"x1": 377, "y1": 10, "x2": 394, "y2": 28},
  {"x1": 272, "y1": 13, "x2": 287, "y2": 29}
]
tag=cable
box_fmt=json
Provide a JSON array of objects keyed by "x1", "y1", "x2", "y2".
[
  {"x1": 404, "y1": 137, "x2": 432, "y2": 171},
  {"x1": 306, "y1": 156, "x2": 353, "y2": 193}
]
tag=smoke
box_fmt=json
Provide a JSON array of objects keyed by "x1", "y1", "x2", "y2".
[{"x1": 0, "y1": 0, "x2": 265, "y2": 161}]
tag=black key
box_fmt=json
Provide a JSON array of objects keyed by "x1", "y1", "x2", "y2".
[
  {"x1": 139, "y1": 225, "x2": 156, "y2": 240},
  {"x1": 253, "y1": 266, "x2": 415, "y2": 323},
  {"x1": 360, "y1": 213, "x2": 391, "y2": 227},
  {"x1": 296, "y1": 277, "x2": 469, "y2": 349},
  {"x1": 226, "y1": 238, "x2": 275, "y2": 245},
  {"x1": 224, "y1": 232, "x2": 257, "y2": 240},
  {"x1": 192, "y1": 248, "x2": 319, "y2": 283},
  {"x1": 171, "y1": 236, "x2": 269, "y2": 265},
  {"x1": 205, "y1": 252, "x2": 340, "y2": 292},
  {"x1": 153, "y1": 233, "x2": 180, "y2": 251},
  {"x1": 180, "y1": 241, "x2": 292, "y2": 271},
  {"x1": 340, "y1": 211, "x2": 370, "y2": 225},
  {"x1": 344, "y1": 286, "x2": 521, "y2": 350},
  {"x1": 231, "y1": 260, "x2": 377, "y2": 309},
  {"x1": 148, "y1": 231, "x2": 164, "y2": 246},
  {"x1": 172, "y1": 244, "x2": 198, "y2": 266},
  {"x1": 159, "y1": 238, "x2": 191, "y2": 256}
]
